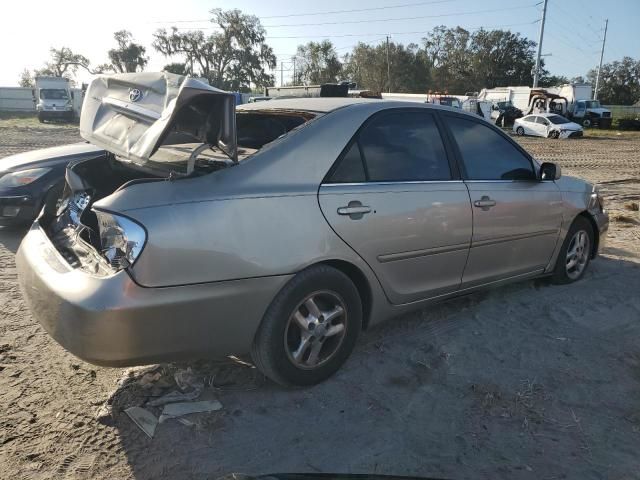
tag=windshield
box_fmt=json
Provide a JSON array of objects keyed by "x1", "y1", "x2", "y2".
[
  {"x1": 40, "y1": 88, "x2": 69, "y2": 100},
  {"x1": 584, "y1": 100, "x2": 601, "y2": 108},
  {"x1": 547, "y1": 114, "x2": 572, "y2": 124}
]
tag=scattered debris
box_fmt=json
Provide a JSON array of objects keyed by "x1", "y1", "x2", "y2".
[
  {"x1": 138, "y1": 371, "x2": 162, "y2": 388},
  {"x1": 159, "y1": 400, "x2": 223, "y2": 423},
  {"x1": 624, "y1": 201, "x2": 639, "y2": 211},
  {"x1": 147, "y1": 389, "x2": 202, "y2": 407},
  {"x1": 125, "y1": 406, "x2": 158, "y2": 439},
  {"x1": 174, "y1": 367, "x2": 203, "y2": 392},
  {"x1": 612, "y1": 212, "x2": 637, "y2": 224}
]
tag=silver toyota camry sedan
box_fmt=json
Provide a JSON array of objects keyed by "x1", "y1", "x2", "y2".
[{"x1": 16, "y1": 73, "x2": 608, "y2": 386}]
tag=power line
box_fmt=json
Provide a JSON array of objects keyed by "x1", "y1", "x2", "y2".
[
  {"x1": 171, "y1": 4, "x2": 539, "y2": 30},
  {"x1": 150, "y1": 0, "x2": 459, "y2": 23}
]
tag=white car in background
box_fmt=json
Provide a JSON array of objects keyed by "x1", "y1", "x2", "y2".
[{"x1": 514, "y1": 113, "x2": 583, "y2": 139}]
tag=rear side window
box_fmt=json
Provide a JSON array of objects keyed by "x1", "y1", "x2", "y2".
[
  {"x1": 329, "y1": 142, "x2": 366, "y2": 183},
  {"x1": 359, "y1": 112, "x2": 451, "y2": 182},
  {"x1": 445, "y1": 116, "x2": 536, "y2": 181},
  {"x1": 535, "y1": 117, "x2": 549, "y2": 125}
]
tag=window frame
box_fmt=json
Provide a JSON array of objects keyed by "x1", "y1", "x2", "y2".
[
  {"x1": 322, "y1": 107, "x2": 461, "y2": 185},
  {"x1": 439, "y1": 111, "x2": 539, "y2": 183}
]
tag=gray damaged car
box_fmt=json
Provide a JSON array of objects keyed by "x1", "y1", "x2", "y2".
[{"x1": 16, "y1": 72, "x2": 609, "y2": 386}]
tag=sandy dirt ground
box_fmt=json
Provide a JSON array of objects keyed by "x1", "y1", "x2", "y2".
[{"x1": 1, "y1": 121, "x2": 640, "y2": 480}]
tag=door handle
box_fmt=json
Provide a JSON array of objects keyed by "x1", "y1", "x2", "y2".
[
  {"x1": 337, "y1": 201, "x2": 371, "y2": 219},
  {"x1": 473, "y1": 196, "x2": 496, "y2": 210}
]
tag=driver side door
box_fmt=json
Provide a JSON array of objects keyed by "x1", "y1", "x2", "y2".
[{"x1": 442, "y1": 113, "x2": 563, "y2": 287}]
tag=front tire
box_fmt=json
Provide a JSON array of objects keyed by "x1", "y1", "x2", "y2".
[
  {"x1": 251, "y1": 265, "x2": 362, "y2": 386},
  {"x1": 551, "y1": 216, "x2": 594, "y2": 284},
  {"x1": 582, "y1": 118, "x2": 592, "y2": 128}
]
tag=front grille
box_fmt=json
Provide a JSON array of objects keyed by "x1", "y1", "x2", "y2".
[{"x1": 569, "y1": 131, "x2": 583, "y2": 138}]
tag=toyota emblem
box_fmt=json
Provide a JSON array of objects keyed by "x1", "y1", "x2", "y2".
[{"x1": 129, "y1": 88, "x2": 142, "y2": 102}]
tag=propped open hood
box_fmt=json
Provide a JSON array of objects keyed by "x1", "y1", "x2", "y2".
[{"x1": 80, "y1": 72, "x2": 237, "y2": 165}]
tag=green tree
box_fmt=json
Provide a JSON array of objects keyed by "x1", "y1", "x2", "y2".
[
  {"x1": 343, "y1": 41, "x2": 430, "y2": 93},
  {"x1": 587, "y1": 57, "x2": 640, "y2": 104},
  {"x1": 152, "y1": 9, "x2": 276, "y2": 91},
  {"x1": 469, "y1": 29, "x2": 538, "y2": 89},
  {"x1": 36, "y1": 47, "x2": 90, "y2": 78},
  {"x1": 293, "y1": 40, "x2": 342, "y2": 85},
  {"x1": 422, "y1": 26, "x2": 472, "y2": 93},
  {"x1": 539, "y1": 74, "x2": 570, "y2": 87},
  {"x1": 18, "y1": 69, "x2": 34, "y2": 87},
  {"x1": 106, "y1": 30, "x2": 148, "y2": 73},
  {"x1": 163, "y1": 62, "x2": 189, "y2": 75}
]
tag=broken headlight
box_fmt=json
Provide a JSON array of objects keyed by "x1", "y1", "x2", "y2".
[{"x1": 94, "y1": 210, "x2": 146, "y2": 270}]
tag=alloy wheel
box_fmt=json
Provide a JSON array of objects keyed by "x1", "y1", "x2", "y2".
[
  {"x1": 284, "y1": 290, "x2": 348, "y2": 370},
  {"x1": 566, "y1": 229, "x2": 590, "y2": 280}
]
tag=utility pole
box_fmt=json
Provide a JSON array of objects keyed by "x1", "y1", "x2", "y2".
[
  {"x1": 532, "y1": 0, "x2": 548, "y2": 88},
  {"x1": 594, "y1": 18, "x2": 608, "y2": 100},
  {"x1": 292, "y1": 57, "x2": 296, "y2": 86},
  {"x1": 386, "y1": 35, "x2": 391, "y2": 93},
  {"x1": 280, "y1": 61, "x2": 284, "y2": 87}
]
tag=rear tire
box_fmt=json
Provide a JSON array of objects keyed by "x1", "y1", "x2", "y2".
[
  {"x1": 516, "y1": 126, "x2": 525, "y2": 136},
  {"x1": 251, "y1": 265, "x2": 362, "y2": 386},
  {"x1": 551, "y1": 216, "x2": 594, "y2": 284}
]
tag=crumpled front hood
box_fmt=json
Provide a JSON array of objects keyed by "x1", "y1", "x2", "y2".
[{"x1": 80, "y1": 72, "x2": 237, "y2": 165}]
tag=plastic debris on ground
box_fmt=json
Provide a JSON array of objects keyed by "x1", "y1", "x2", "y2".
[
  {"x1": 125, "y1": 406, "x2": 159, "y2": 438},
  {"x1": 159, "y1": 400, "x2": 223, "y2": 423}
]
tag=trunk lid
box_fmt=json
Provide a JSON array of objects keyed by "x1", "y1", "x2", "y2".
[{"x1": 80, "y1": 72, "x2": 237, "y2": 166}]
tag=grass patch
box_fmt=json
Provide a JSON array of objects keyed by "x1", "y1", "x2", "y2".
[{"x1": 0, "y1": 112, "x2": 77, "y2": 129}]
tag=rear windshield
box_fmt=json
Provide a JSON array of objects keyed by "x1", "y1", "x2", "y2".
[
  {"x1": 145, "y1": 110, "x2": 316, "y2": 175},
  {"x1": 236, "y1": 111, "x2": 315, "y2": 149}
]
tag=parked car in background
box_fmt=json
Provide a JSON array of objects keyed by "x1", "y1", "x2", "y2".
[
  {"x1": 16, "y1": 73, "x2": 608, "y2": 387},
  {"x1": 514, "y1": 113, "x2": 583, "y2": 139},
  {"x1": 0, "y1": 143, "x2": 103, "y2": 226}
]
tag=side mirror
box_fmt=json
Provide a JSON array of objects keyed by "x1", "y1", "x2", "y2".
[{"x1": 540, "y1": 162, "x2": 561, "y2": 181}]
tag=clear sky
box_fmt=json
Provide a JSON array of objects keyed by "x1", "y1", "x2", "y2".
[{"x1": 1, "y1": 0, "x2": 637, "y2": 88}]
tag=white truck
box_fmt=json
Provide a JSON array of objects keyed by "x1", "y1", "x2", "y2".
[
  {"x1": 32, "y1": 76, "x2": 75, "y2": 122},
  {"x1": 478, "y1": 84, "x2": 612, "y2": 128}
]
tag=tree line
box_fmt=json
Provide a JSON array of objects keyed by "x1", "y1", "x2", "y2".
[{"x1": 19, "y1": 8, "x2": 640, "y2": 105}]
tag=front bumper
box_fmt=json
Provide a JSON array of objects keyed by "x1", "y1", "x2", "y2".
[
  {"x1": 0, "y1": 195, "x2": 39, "y2": 225},
  {"x1": 591, "y1": 209, "x2": 609, "y2": 255},
  {"x1": 38, "y1": 110, "x2": 73, "y2": 120},
  {"x1": 16, "y1": 224, "x2": 292, "y2": 366}
]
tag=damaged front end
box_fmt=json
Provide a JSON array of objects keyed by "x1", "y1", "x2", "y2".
[{"x1": 39, "y1": 72, "x2": 239, "y2": 275}]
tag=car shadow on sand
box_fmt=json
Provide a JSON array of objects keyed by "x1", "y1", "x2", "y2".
[
  {"x1": 105, "y1": 254, "x2": 640, "y2": 480},
  {"x1": 0, "y1": 225, "x2": 28, "y2": 254}
]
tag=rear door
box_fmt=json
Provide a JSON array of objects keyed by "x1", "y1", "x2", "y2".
[
  {"x1": 442, "y1": 113, "x2": 563, "y2": 287},
  {"x1": 319, "y1": 109, "x2": 472, "y2": 305},
  {"x1": 521, "y1": 115, "x2": 539, "y2": 135}
]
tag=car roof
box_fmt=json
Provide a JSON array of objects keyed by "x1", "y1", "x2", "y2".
[{"x1": 236, "y1": 96, "x2": 462, "y2": 114}]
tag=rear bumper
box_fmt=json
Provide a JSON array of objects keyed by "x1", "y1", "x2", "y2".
[
  {"x1": 16, "y1": 224, "x2": 292, "y2": 366},
  {"x1": 0, "y1": 195, "x2": 39, "y2": 226}
]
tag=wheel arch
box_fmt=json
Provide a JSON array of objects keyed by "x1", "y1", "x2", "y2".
[
  {"x1": 577, "y1": 211, "x2": 600, "y2": 258},
  {"x1": 318, "y1": 259, "x2": 373, "y2": 331}
]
